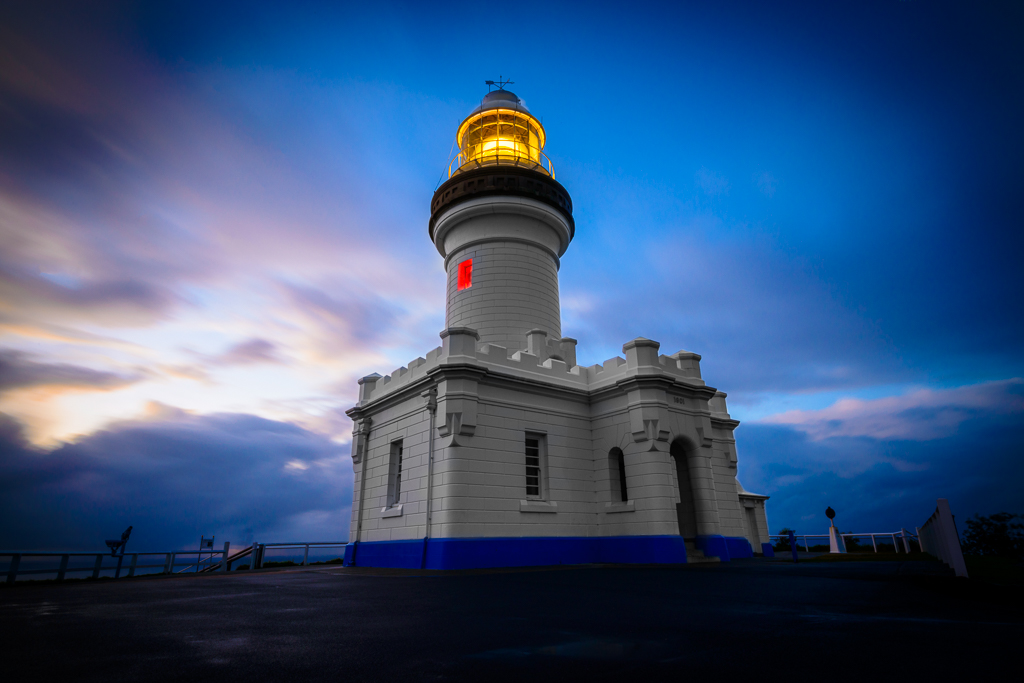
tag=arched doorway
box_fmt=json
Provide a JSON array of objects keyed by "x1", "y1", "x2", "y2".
[{"x1": 670, "y1": 438, "x2": 699, "y2": 538}]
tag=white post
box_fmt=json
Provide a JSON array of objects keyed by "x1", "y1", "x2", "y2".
[
  {"x1": 128, "y1": 554, "x2": 138, "y2": 577},
  {"x1": 57, "y1": 554, "x2": 69, "y2": 581},
  {"x1": 871, "y1": 535, "x2": 877, "y2": 552},
  {"x1": 220, "y1": 542, "x2": 230, "y2": 572},
  {"x1": 935, "y1": 499, "x2": 969, "y2": 577},
  {"x1": 892, "y1": 533, "x2": 899, "y2": 553},
  {"x1": 916, "y1": 526, "x2": 924, "y2": 554},
  {"x1": 169, "y1": 552, "x2": 176, "y2": 574},
  {"x1": 92, "y1": 554, "x2": 103, "y2": 578},
  {"x1": 302, "y1": 544, "x2": 309, "y2": 566},
  {"x1": 901, "y1": 529, "x2": 911, "y2": 553},
  {"x1": 803, "y1": 536, "x2": 809, "y2": 552},
  {"x1": 829, "y1": 525, "x2": 847, "y2": 553}
]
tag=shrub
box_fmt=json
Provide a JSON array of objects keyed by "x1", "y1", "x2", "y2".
[
  {"x1": 773, "y1": 528, "x2": 793, "y2": 551},
  {"x1": 961, "y1": 512, "x2": 1024, "y2": 559}
]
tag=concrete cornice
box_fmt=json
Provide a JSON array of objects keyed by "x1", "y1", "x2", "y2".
[
  {"x1": 432, "y1": 195, "x2": 574, "y2": 261},
  {"x1": 710, "y1": 416, "x2": 741, "y2": 430}
]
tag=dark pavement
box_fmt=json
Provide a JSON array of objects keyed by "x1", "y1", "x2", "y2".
[{"x1": 2, "y1": 559, "x2": 1020, "y2": 681}]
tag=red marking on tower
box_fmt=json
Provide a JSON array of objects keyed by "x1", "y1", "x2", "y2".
[{"x1": 458, "y1": 259, "x2": 473, "y2": 290}]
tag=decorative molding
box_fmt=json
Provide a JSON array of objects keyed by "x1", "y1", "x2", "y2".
[{"x1": 520, "y1": 500, "x2": 558, "y2": 513}]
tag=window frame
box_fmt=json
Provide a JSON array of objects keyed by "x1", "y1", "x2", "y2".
[
  {"x1": 610, "y1": 447, "x2": 628, "y2": 503},
  {"x1": 386, "y1": 440, "x2": 404, "y2": 508},
  {"x1": 457, "y1": 258, "x2": 473, "y2": 290},
  {"x1": 524, "y1": 432, "x2": 546, "y2": 500}
]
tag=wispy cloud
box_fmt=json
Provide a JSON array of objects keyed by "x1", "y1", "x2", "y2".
[
  {"x1": 759, "y1": 379, "x2": 1024, "y2": 441},
  {"x1": 203, "y1": 338, "x2": 286, "y2": 367},
  {"x1": 0, "y1": 349, "x2": 142, "y2": 395}
]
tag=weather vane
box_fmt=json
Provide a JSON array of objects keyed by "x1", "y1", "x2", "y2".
[{"x1": 485, "y1": 76, "x2": 514, "y2": 91}]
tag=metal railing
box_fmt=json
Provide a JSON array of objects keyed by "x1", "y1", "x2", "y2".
[
  {"x1": 767, "y1": 529, "x2": 921, "y2": 553},
  {"x1": 243, "y1": 542, "x2": 348, "y2": 570},
  {"x1": 446, "y1": 147, "x2": 555, "y2": 180},
  {"x1": 2, "y1": 541, "x2": 349, "y2": 583},
  {"x1": 2, "y1": 546, "x2": 229, "y2": 583}
]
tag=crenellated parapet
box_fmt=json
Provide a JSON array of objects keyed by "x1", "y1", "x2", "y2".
[{"x1": 353, "y1": 328, "x2": 717, "y2": 409}]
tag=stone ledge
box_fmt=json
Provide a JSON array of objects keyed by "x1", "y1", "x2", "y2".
[{"x1": 519, "y1": 500, "x2": 558, "y2": 514}]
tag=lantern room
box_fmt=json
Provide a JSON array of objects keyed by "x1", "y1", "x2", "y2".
[{"x1": 449, "y1": 89, "x2": 553, "y2": 178}]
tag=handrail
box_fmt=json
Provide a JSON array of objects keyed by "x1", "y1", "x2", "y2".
[
  {"x1": 445, "y1": 145, "x2": 555, "y2": 181},
  {"x1": 2, "y1": 541, "x2": 347, "y2": 583},
  {"x1": 768, "y1": 530, "x2": 920, "y2": 554}
]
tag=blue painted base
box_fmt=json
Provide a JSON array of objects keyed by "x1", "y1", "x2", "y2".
[
  {"x1": 761, "y1": 542, "x2": 775, "y2": 558},
  {"x1": 693, "y1": 535, "x2": 755, "y2": 561},
  {"x1": 344, "y1": 535, "x2": 690, "y2": 570}
]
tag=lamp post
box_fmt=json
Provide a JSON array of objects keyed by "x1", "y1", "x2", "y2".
[{"x1": 827, "y1": 507, "x2": 847, "y2": 553}]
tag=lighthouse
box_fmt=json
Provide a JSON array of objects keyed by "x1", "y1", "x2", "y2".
[{"x1": 344, "y1": 86, "x2": 770, "y2": 569}]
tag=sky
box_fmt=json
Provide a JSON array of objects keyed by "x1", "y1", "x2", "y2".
[{"x1": 1, "y1": 0, "x2": 1022, "y2": 551}]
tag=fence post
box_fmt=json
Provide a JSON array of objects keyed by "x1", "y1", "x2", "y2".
[
  {"x1": 303, "y1": 544, "x2": 310, "y2": 566},
  {"x1": 891, "y1": 533, "x2": 899, "y2": 553},
  {"x1": 6, "y1": 554, "x2": 21, "y2": 583},
  {"x1": 163, "y1": 553, "x2": 172, "y2": 574},
  {"x1": 220, "y1": 542, "x2": 230, "y2": 572},
  {"x1": 803, "y1": 536, "x2": 809, "y2": 552},
  {"x1": 915, "y1": 527, "x2": 924, "y2": 554},
  {"x1": 128, "y1": 554, "x2": 138, "y2": 577},
  {"x1": 900, "y1": 529, "x2": 911, "y2": 553},
  {"x1": 92, "y1": 554, "x2": 103, "y2": 579},
  {"x1": 57, "y1": 554, "x2": 69, "y2": 581},
  {"x1": 871, "y1": 535, "x2": 877, "y2": 552},
  {"x1": 168, "y1": 553, "x2": 176, "y2": 574}
]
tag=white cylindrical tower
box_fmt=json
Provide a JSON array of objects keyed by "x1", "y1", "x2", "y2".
[{"x1": 430, "y1": 88, "x2": 574, "y2": 352}]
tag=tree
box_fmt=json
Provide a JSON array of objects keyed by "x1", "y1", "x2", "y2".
[
  {"x1": 961, "y1": 512, "x2": 1024, "y2": 559},
  {"x1": 773, "y1": 528, "x2": 793, "y2": 551}
]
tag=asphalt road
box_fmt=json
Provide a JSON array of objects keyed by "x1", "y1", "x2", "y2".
[{"x1": 2, "y1": 559, "x2": 1020, "y2": 681}]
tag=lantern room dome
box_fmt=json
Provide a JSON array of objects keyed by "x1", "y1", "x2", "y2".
[
  {"x1": 470, "y1": 88, "x2": 532, "y2": 115},
  {"x1": 448, "y1": 88, "x2": 553, "y2": 179}
]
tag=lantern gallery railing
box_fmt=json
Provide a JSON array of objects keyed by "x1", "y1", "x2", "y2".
[
  {"x1": 447, "y1": 146, "x2": 555, "y2": 179},
  {"x1": 2, "y1": 541, "x2": 349, "y2": 583},
  {"x1": 767, "y1": 529, "x2": 921, "y2": 553}
]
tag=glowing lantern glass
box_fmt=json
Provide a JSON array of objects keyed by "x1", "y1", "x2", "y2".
[{"x1": 450, "y1": 90, "x2": 552, "y2": 178}]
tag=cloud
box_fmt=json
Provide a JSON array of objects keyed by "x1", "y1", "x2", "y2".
[
  {"x1": 760, "y1": 379, "x2": 1024, "y2": 441},
  {"x1": 0, "y1": 409, "x2": 353, "y2": 551},
  {"x1": 0, "y1": 348, "x2": 142, "y2": 395},
  {"x1": 205, "y1": 338, "x2": 285, "y2": 367},
  {"x1": 279, "y1": 281, "x2": 403, "y2": 354},
  {"x1": 737, "y1": 409, "x2": 1024, "y2": 534}
]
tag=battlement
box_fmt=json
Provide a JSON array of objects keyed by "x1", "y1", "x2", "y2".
[{"x1": 358, "y1": 329, "x2": 708, "y2": 405}]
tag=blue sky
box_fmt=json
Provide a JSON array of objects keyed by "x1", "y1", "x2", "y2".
[{"x1": 1, "y1": 0, "x2": 1022, "y2": 550}]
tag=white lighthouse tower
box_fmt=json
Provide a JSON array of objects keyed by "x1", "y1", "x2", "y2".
[{"x1": 344, "y1": 86, "x2": 770, "y2": 569}]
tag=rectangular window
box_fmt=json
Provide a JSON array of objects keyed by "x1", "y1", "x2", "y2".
[
  {"x1": 387, "y1": 440, "x2": 403, "y2": 507},
  {"x1": 525, "y1": 433, "x2": 544, "y2": 498},
  {"x1": 457, "y1": 258, "x2": 473, "y2": 290}
]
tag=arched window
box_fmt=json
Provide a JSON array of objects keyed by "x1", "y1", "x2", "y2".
[{"x1": 610, "y1": 448, "x2": 628, "y2": 502}]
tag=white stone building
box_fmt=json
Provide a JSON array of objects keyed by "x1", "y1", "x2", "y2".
[{"x1": 343, "y1": 88, "x2": 770, "y2": 569}]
